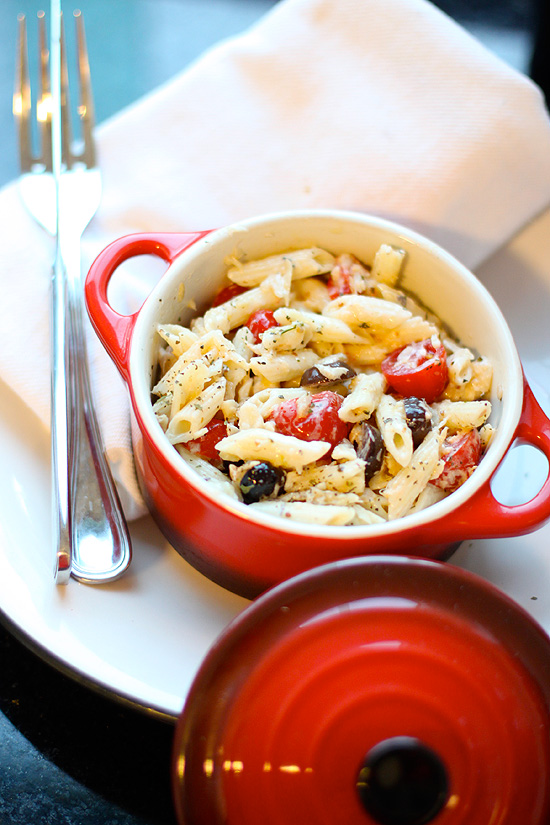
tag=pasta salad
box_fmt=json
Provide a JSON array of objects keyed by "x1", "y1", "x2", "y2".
[{"x1": 151, "y1": 244, "x2": 494, "y2": 526}]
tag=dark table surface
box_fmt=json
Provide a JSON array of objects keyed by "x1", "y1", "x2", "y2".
[
  {"x1": 0, "y1": 1, "x2": 539, "y2": 823},
  {"x1": 0, "y1": 623, "x2": 176, "y2": 825}
]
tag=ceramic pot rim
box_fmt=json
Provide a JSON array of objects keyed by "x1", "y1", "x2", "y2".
[{"x1": 126, "y1": 209, "x2": 523, "y2": 541}]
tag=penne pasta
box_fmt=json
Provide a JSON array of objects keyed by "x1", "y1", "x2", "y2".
[
  {"x1": 151, "y1": 243, "x2": 495, "y2": 528},
  {"x1": 249, "y1": 499, "x2": 357, "y2": 526},
  {"x1": 383, "y1": 317, "x2": 440, "y2": 350},
  {"x1": 216, "y1": 428, "x2": 331, "y2": 469},
  {"x1": 227, "y1": 248, "x2": 335, "y2": 287},
  {"x1": 339, "y1": 372, "x2": 387, "y2": 423},
  {"x1": 175, "y1": 447, "x2": 241, "y2": 499},
  {"x1": 444, "y1": 352, "x2": 493, "y2": 402},
  {"x1": 322, "y1": 294, "x2": 412, "y2": 331},
  {"x1": 237, "y1": 387, "x2": 309, "y2": 430},
  {"x1": 169, "y1": 358, "x2": 214, "y2": 421},
  {"x1": 383, "y1": 430, "x2": 442, "y2": 520},
  {"x1": 256, "y1": 321, "x2": 312, "y2": 352},
  {"x1": 370, "y1": 244, "x2": 406, "y2": 286},
  {"x1": 166, "y1": 378, "x2": 227, "y2": 444},
  {"x1": 434, "y1": 399, "x2": 492, "y2": 431},
  {"x1": 285, "y1": 459, "x2": 366, "y2": 495},
  {"x1": 201, "y1": 269, "x2": 292, "y2": 334},
  {"x1": 291, "y1": 276, "x2": 332, "y2": 313},
  {"x1": 375, "y1": 394, "x2": 414, "y2": 467},
  {"x1": 250, "y1": 349, "x2": 319, "y2": 383},
  {"x1": 156, "y1": 323, "x2": 198, "y2": 357},
  {"x1": 273, "y1": 306, "x2": 368, "y2": 344}
]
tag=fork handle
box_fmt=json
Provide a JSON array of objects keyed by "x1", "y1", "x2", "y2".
[
  {"x1": 67, "y1": 289, "x2": 132, "y2": 582},
  {"x1": 62, "y1": 238, "x2": 132, "y2": 583},
  {"x1": 51, "y1": 245, "x2": 71, "y2": 583}
]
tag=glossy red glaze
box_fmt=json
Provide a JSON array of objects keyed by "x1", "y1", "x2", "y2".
[
  {"x1": 85, "y1": 215, "x2": 550, "y2": 599},
  {"x1": 84, "y1": 231, "x2": 212, "y2": 381},
  {"x1": 436, "y1": 378, "x2": 550, "y2": 538},
  {"x1": 171, "y1": 557, "x2": 550, "y2": 824},
  {"x1": 131, "y1": 412, "x2": 461, "y2": 597}
]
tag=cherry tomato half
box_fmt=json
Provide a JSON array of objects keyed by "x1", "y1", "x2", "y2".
[
  {"x1": 246, "y1": 309, "x2": 279, "y2": 343},
  {"x1": 268, "y1": 390, "x2": 350, "y2": 449},
  {"x1": 431, "y1": 428, "x2": 482, "y2": 493},
  {"x1": 186, "y1": 418, "x2": 228, "y2": 463},
  {"x1": 327, "y1": 265, "x2": 353, "y2": 299},
  {"x1": 381, "y1": 339, "x2": 448, "y2": 403},
  {"x1": 211, "y1": 283, "x2": 248, "y2": 307}
]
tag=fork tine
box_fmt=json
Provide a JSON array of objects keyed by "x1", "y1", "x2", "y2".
[
  {"x1": 74, "y1": 10, "x2": 96, "y2": 167},
  {"x1": 14, "y1": 13, "x2": 33, "y2": 172},
  {"x1": 59, "y1": 12, "x2": 73, "y2": 170},
  {"x1": 37, "y1": 10, "x2": 52, "y2": 172}
]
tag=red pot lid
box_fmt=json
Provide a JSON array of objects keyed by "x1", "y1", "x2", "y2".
[{"x1": 172, "y1": 556, "x2": 550, "y2": 825}]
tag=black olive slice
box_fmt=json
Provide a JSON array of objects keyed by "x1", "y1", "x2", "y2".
[
  {"x1": 300, "y1": 359, "x2": 356, "y2": 388},
  {"x1": 350, "y1": 422, "x2": 384, "y2": 482},
  {"x1": 239, "y1": 462, "x2": 286, "y2": 504},
  {"x1": 403, "y1": 397, "x2": 433, "y2": 448}
]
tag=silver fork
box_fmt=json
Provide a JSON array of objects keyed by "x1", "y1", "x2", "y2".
[{"x1": 14, "y1": 10, "x2": 131, "y2": 584}]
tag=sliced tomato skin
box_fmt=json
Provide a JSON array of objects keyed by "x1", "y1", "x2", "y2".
[
  {"x1": 186, "y1": 418, "x2": 228, "y2": 463},
  {"x1": 431, "y1": 428, "x2": 482, "y2": 493},
  {"x1": 268, "y1": 390, "x2": 350, "y2": 449},
  {"x1": 327, "y1": 269, "x2": 352, "y2": 299},
  {"x1": 211, "y1": 283, "x2": 247, "y2": 307},
  {"x1": 381, "y1": 339, "x2": 448, "y2": 403},
  {"x1": 246, "y1": 309, "x2": 279, "y2": 343}
]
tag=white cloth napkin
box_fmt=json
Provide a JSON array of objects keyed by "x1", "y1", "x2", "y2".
[{"x1": 2, "y1": 0, "x2": 550, "y2": 520}]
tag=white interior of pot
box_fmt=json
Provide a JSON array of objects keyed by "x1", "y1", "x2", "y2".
[{"x1": 129, "y1": 210, "x2": 523, "y2": 538}]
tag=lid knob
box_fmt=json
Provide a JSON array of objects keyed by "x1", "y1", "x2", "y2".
[{"x1": 356, "y1": 736, "x2": 449, "y2": 825}]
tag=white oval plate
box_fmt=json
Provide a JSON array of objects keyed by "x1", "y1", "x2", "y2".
[{"x1": 1, "y1": 208, "x2": 550, "y2": 720}]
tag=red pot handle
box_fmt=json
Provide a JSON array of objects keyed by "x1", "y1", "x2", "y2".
[
  {"x1": 85, "y1": 231, "x2": 212, "y2": 381},
  {"x1": 424, "y1": 377, "x2": 550, "y2": 541}
]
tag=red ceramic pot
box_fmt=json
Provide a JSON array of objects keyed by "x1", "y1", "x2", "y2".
[
  {"x1": 171, "y1": 556, "x2": 550, "y2": 825},
  {"x1": 85, "y1": 210, "x2": 550, "y2": 599}
]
